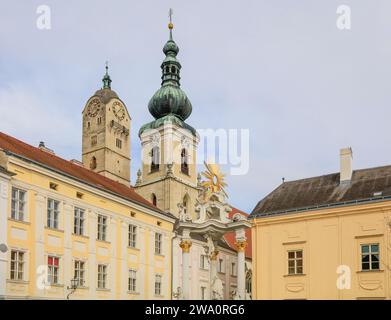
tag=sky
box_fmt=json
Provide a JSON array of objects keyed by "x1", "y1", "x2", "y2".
[{"x1": 1, "y1": 1, "x2": 391, "y2": 213}]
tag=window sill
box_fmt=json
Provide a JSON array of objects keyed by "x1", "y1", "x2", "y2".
[
  {"x1": 199, "y1": 268, "x2": 209, "y2": 271},
  {"x1": 154, "y1": 253, "x2": 165, "y2": 258},
  {"x1": 96, "y1": 288, "x2": 111, "y2": 292},
  {"x1": 154, "y1": 294, "x2": 164, "y2": 298},
  {"x1": 45, "y1": 227, "x2": 64, "y2": 233},
  {"x1": 97, "y1": 239, "x2": 111, "y2": 245},
  {"x1": 284, "y1": 273, "x2": 306, "y2": 277},
  {"x1": 357, "y1": 270, "x2": 384, "y2": 274},
  {"x1": 218, "y1": 272, "x2": 225, "y2": 275},
  {"x1": 72, "y1": 234, "x2": 89, "y2": 239},
  {"x1": 127, "y1": 291, "x2": 140, "y2": 295},
  {"x1": 8, "y1": 218, "x2": 30, "y2": 225},
  {"x1": 48, "y1": 283, "x2": 64, "y2": 288},
  {"x1": 128, "y1": 246, "x2": 139, "y2": 251},
  {"x1": 7, "y1": 279, "x2": 29, "y2": 284}
]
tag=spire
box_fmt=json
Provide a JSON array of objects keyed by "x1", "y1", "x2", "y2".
[
  {"x1": 102, "y1": 61, "x2": 112, "y2": 89},
  {"x1": 161, "y1": 9, "x2": 181, "y2": 87}
]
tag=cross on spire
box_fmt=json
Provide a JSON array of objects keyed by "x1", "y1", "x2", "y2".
[{"x1": 168, "y1": 8, "x2": 174, "y2": 40}]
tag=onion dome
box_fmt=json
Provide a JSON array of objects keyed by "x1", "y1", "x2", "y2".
[{"x1": 147, "y1": 18, "x2": 192, "y2": 122}]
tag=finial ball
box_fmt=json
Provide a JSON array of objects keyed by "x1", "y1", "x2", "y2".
[{"x1": 168, "y1": 22, "x2": 174, "y2": 30}]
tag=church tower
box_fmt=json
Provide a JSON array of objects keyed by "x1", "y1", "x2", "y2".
[
  {"x1": 135, "y1": 16, "x2": 200, "y2": 217},
  {"x1": 82, "y1": 65, "x2": 131, "y2": 186}
]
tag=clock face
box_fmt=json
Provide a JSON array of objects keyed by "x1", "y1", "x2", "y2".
[
  {"x1": 87, "y1": 98, "x2": 101, "y2": 117},
  {"x1": 113, "y1": 101, "x2": 125, "y2": 121}
]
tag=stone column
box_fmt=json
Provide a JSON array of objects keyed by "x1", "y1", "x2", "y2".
[
  {"x1": 235, "y1": 231, "x2": 248, "y2": 300},
  {"x1": 209, "y1": 248, "x2": 219, "y2": 300},
  {"x1": 179, "y1": 233, "x2": 192, "y2": 300}
]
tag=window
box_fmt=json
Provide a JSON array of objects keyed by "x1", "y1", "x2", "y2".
[
  {"x1": 361, "y1": 244, "x2": 380, "y2": 271},
  {"x1": 200, "y1": 255, "x2": 209, "y2": 270},
  {"x1": 150, "y1": 147, "x2": 160, "y2": 172},
  {"x1": 155, "y1": 233, "x2": 162, "y2": 255},
  {"x1": 90, "y1": 156, "x2": 97, "y2": 170},
  {"x1": 116, "y1": 138, "x2": 122, "y2": 149},
  {"x1": 97, "y1": 214, "x2": 107, "y2": 241},
  {"x1": 181, "y1": 148, "x2": 189, "y2": 175},
  {"x1": 152, "y1": 194, "x2": 157, "y2": 206},
  {"x1": 231, "y1": 262, "x2": 237, "y2": 277},
  {"x1": 48, "y1": 256, "x2": 59, "y2": 284},
  {"x1": 10, "y1": 250, "x2": 24, "y2": 280},
  {"x1": 200, "y1": 286, "x2": 207, "y2": 300},
  {"x1": 97, "y1": 117, "x2": 102, "y2": 125},
  {"x1": 246, "y1": 271, "x2": 252, "y2": 296},
  {"x1": 91, "y1": 135, "x2": 97, "y2": 147},
  {"x1": 74, "y1": 260, "x2": 85, "y2": 287},
  {"x1": 171, "y1": 66, "x2": 176, "y2": 73},
  {"x1": 47, "y1": 199, "x2": 60, "y2": 229},
  {"x1": 97, "y1": 264, "x2": 107, "y2": 289},
  {"x1": 74, "y1": 207, "x2": 85, "y2": 236},
  {"x1": 11, "y1": 187, "x2": 26, "y2": 221},
  {"x1": 128, "y1": 224, "x2": 137, "y2": 248},
  {"x1": 128, "y1": 269, "x2": 137, "y2": 293},
  {"x1": 288, "y1": 250, "x2": 303, "y2": 275},
  {"x1": 154, "y1": 274, "x2": 162, "y2": 296},
  {"x1": 218, "y1": 258, "x2": 225, "y2": 273}
]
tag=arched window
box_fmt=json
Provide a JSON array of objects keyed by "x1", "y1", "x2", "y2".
[
  {"x1": 90, "y1": 156, "x2": 97, "y2": 170},
  {"x1": 181, "y1": 148, "x2": 189, "y2": 175},
  {"x1": 151, "y1": 147, "x2": 160, "y2": 172},
  {"x1": 245, "y1": 271, "x2": 252, "y2": 298},
  {"x1": 171, "y1": 66, "x2": 176, "y2": 73},
  {"x1": 165, "y1": 66, "x2": 170, "y2": 73},
  {"x1": 152, "y1": 193, "x2": 157, "y2": 206},
  {"x1": 183, "y1": 195, "x2": 189, "y2": 215}
]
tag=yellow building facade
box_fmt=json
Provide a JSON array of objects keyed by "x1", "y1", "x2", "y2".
[
  {"x1": 0, "y1": 133, "x2": 175, "y2": 300},
  {"x1": 250, "y1": 148, "x2": 391, "y2": 299}
]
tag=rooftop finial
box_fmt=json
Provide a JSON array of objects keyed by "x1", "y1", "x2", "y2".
[
  {"x1": 102, "y1": 60, "x2": 112, "y2": 89},
  {"x1": 168, "y1": 8, "x2": 174, "y2": 40}
]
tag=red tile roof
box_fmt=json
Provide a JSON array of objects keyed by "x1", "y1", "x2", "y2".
[
  {"x1": 223, "y1": 207, "x2": 252, "y2": 259},
  {"x1": 0, "y1": 131, "x2": 173, "y2": 218}
]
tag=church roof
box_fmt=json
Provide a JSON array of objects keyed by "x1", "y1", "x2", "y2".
[
  {"x1": 0, "y1": 131, "x2": 174, "y2": 220},
  {"x1": 250, "y1": 165, "x2": 391, "y2": 219}
]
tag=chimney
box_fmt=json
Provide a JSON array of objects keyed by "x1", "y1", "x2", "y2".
[
  {"x1": 38, "y1": 141, "x2": 55, "y2": 155},
  {"x1": 340, "y1": 147, "x2": 353, "y2": 184}
]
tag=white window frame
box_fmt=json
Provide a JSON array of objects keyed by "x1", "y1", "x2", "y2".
[
  {"x1": 10, "y1": 250, "x2": 24, "y2": 281},
  {"x1": 128, "y1": 224, "x2": 137, "y2": 248},
  {"x1": 361, "y1": 243, "x2": 380, "y2": 271},
  {"x1": 155, "y1": 232, "x2": 162, "y2": 255},
  {"x1": 47, "y1": 198, "x2": 60, "y2": 229},
  {"x1": 97, "y1": 264, "x2": 107, "y2": 289},
  {"x1": 74, "y1": 207, "x2": 85, "y2": 236},
  {"x1": 154, "y1": 274, "x2": 162, "y2": 296},
  {"x1": 97, "y1": 214, "x2": 107, "y2": 241},
  {"x1": 288, "y1": 250, "x2": 303, "y2": 275},
  {"x1": 11, "y1": 187, "x2": 26, "y2": 221},
  {"x1": 128, "y1": 269, "x2": 137, "y2": 293},
  {"x1": 47, "y1": 255, "x2": 60, "y2": 285},
  {"x1": 74, "y1": 260, "x2": 85, "y2": 287},
  {"x1": 200, "y1": 254, "x2": 209, "y2": 270},
  {"x1": 231, "y1": 261, "x2": 237, "y2": 277},
  {"x1": 218, "y1": 258, "x2": 225, "y2": 274}
]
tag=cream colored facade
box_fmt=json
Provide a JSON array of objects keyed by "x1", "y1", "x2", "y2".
[
  {"x1": 251, "y1": 201, "x2": 391, "y2": 299},
  {"x1": 0, "y1": 150, "x2": 175, "y2": 299}
]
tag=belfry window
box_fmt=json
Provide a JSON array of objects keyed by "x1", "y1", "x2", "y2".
[
  {"x1": 90, "y1": 156, "x2": 97, "y2": 170},
  {"x1": 181, "y1": 148, "x2": 189, "y2": 175},
  {"x1": 171, "y1": 66, "x2": 176, "y2": 73},
  {"x1": 151, "y1": 147, "x2": 160, "y2": 172},
  {"x1": 152, "y1": 193, "x2": 157, "y2": 206}
]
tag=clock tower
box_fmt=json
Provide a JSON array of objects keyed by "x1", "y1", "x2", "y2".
[{"x1": 82, "y1": 65, "x2": 131, "y2": 186}]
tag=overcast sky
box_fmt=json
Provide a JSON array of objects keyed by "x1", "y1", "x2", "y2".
[{"x1": 1, "y1": 1, "x2": 391, "y2": 213}]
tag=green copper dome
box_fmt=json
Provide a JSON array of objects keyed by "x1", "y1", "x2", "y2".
[{"x1": 147, "y1": 28, "x2": 192, "y2": 121}]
